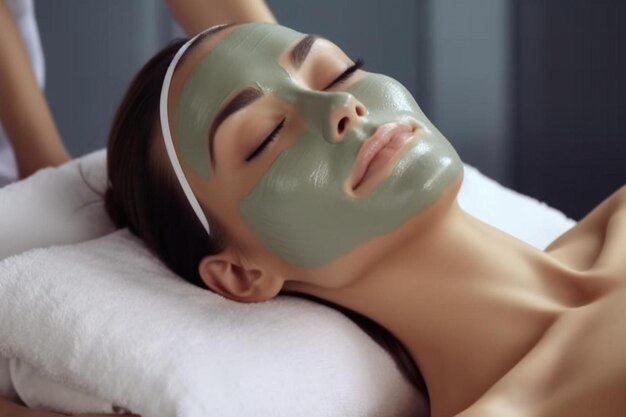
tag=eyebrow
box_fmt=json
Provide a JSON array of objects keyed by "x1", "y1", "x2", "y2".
[
  {"x1": 290, "y1": 34, "x2": 319, "y2": 69},
  {"x1": 208, "y1": 87, "x2": 263, "y2": 166},
  {"x1": 178, "y1": 23, "x2": 231, "y2": 67},
  {"x1": 207, "y1": 34, "x2": 318, "y2": 166}
]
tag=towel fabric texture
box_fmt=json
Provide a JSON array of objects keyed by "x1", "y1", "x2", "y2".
[{"x1": 0, "y1": 150, "x2": 574, "y2": 416}]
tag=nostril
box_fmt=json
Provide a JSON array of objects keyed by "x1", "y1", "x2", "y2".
[
  {"x1": 338, "y1": 116, "x2": 349, "y2": 134},
  {"x1": 355, "y1": 104, "x2": 366, "y2": 117}
]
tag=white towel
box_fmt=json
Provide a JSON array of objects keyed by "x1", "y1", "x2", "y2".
[
  {"x1": 0, "y1": 229, "x2": 423, "y2": 417},
  {"x1": 0, "y1": 150, "x2": 116, "y2": 260}
]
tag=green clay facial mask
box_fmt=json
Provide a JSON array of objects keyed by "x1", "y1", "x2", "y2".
[
  {"x1": 175, "y1": 23, "x2": 463, "y2": 268},
  {"x1": 174, "y1": 24, "x2": 303, "y2": 178}
]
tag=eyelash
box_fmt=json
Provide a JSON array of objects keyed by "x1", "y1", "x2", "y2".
[
  {"x1": 245, "y1": 58, "x2": 365, "y2": 162},
  {"x1": 246, "y1": 118, "x2": 286, "y2": 161},
  {"x1": 325, "y1": 57, "x2": 365, "y2": 90}
]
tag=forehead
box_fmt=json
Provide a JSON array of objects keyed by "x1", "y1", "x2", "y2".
[
  {"x1": 168, "y1": 23, "x2": 306, "y2": 178},
  {"x1": 170, "y1": 23, "x2": 305, "y2": 105}
]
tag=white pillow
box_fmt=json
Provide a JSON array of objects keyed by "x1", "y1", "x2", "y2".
[{"x1": 0, "y1": 230, "x2": 423, "y2": 417}]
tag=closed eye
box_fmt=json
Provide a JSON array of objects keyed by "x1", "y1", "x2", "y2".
[
  {"x1": 324, "y1": 58, "x2": 364, "y2": 90},
  {"x1": 246, "y1": 118, "x2": 286, "y2": 161}
]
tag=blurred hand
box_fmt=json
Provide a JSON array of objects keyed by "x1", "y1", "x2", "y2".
[
  {"x1": 32, "y1": 413, "x2": 139, "y2": 417},
  {"x1": 2, "y1": 396, "x2": 141, "y2": 417},
  {"x1": 73, "y1": 414, "x2": 140, "y2": 417},
  {"x1": 74, "y1": 414, "x2": 141, "y2": 417}
]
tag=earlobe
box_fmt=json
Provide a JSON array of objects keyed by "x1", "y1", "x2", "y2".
[{"x1": 198, "y1": 250, "x2": 284, "y2": 303}]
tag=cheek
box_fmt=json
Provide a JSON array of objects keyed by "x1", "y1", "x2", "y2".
[
  {"x1": 238, "y1": 129, "x2": 355, "y2": 269},
  {"x1": 349, "y1": 74, "x2": 422, "y2": 117},
  {"x1": 233, "y1": 119, "x2": 305, "y2": 198}
]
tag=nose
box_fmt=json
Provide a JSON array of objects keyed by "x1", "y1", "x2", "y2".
[
  {"x1": 331, "y1": 96, "x2": 367, "y2": 143},
  {"x1": 294, "y1": 90, "x2": 367, "y2": 144}
]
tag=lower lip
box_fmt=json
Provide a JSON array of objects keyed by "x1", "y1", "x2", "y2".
[{"x1": 353, "y1": 130, "x2": 416, "y2": 190}]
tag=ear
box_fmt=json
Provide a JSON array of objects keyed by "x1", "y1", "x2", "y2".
[{"x1": 198, "y1": 247, "x2": 284, "y2": 303}]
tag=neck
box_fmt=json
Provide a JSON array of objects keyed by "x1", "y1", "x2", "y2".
[{"x1": 305, "y1": 202, "x2": 578, "y2": 417}]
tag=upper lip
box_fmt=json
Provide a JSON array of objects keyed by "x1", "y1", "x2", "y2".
[{"x1": 349, "y1": 122, "x2": 416, "y2": 190}]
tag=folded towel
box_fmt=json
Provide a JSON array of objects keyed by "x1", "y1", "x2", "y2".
[
  {"x1": 0, "y1": 229, "x2": 423, "y2": 417},
  {"x1": 0, "y1": 150, "x2": 115, "y2": 260}
]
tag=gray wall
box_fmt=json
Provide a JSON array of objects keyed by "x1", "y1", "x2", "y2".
[
  {"x1": 35, "y1": 0, "x2": 513, "y2": 184},
  {"x1": 429, "y1": 0, "x2": 512, "y2": 184},
  {"x1": 35, "y1": 0, "x2": 179, "y2": 156},
  {"x1": 269, "y1": 0, "x2": 422, "y2": 100},
  {"x1": 514, "y1": 0, "x2": 626, "y2": 218}
]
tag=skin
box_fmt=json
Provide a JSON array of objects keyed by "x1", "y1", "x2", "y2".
[
  {"x1": 164, "y1": 23, "x2": 626, "y2": 417},
  {"x1": 0, "y1": 0, "x2": 70, "y2": 180}
]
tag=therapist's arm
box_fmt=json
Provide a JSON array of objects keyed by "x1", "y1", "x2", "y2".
[
  {"x1": 0, "y1": 395, "x2": 54, "y2": 417},
  {"x1": 0, "y1": 396, "x2": 30, "y2": 417},
  {"x1": 0, "y1": 1, "x2": 70, "y2": 180},
  {"x1": 165, "y1": 0, "x2": 276, "y2": 36}
]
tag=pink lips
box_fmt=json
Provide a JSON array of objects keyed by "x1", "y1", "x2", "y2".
[{"x1": 350, "y1": 123, "x2": 417, "y2": 191}]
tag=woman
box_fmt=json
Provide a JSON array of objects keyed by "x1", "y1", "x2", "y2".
[{"x1": 104, "y1": 21, "x2": 626, "y2": 417}]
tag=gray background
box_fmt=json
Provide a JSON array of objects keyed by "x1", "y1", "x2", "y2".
[{"x1": 35, "y1": 0, "x2": 625, "y2": 219}]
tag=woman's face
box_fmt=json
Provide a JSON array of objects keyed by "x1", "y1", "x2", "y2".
[{"x1": 167, "y1": 23, "x2": 462, "y2": 292}]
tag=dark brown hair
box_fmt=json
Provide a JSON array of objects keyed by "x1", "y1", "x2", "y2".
[
  {"x1": 105, "y1": 37, "x2": 227, "y2": 289},
  {"x1": 104, "y1": 33, "x2": 429, "y2": 409}
]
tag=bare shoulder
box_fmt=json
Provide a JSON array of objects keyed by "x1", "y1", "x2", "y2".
[
  {"x1": 454, "y1": 286, "x2": 626, "y2": 417},
  {"x1": 605, "y1": 184, "x2": 626, "y2": 214},
  {"x1": 545, "y1": 185, "x2": 626, "y2": 270}
]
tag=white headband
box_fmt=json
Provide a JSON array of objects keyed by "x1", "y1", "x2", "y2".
[{"x1": 159, "y1": 24, "x2": 227, "y2": 236}]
